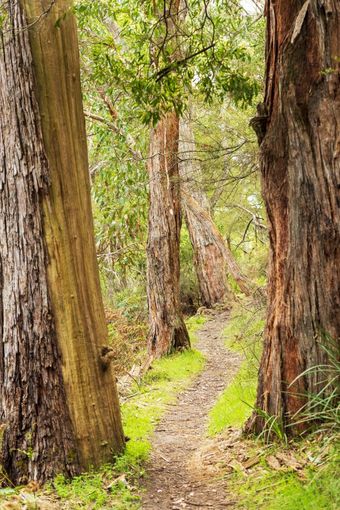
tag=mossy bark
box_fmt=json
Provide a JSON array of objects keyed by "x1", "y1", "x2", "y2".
[{"x1": 0, "y1": 0, "x2": 124, "y2": 484}]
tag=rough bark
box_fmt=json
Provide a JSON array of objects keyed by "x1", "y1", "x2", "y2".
[
  {"x1": 0, "y1": 0, "x2": 124, "y2": 484},
  {"x1": 179, "y1": 116, "x2": 253, "y2": 304},
  {"x1": 247, "y1": 0, "x2": 340, "y2": 434},
  {"x1": 146, "y1": 0, "x2": 190, "y2": 357},
  {"x1": 147, "y1": 112, "x2": 190, "y2": 357}
]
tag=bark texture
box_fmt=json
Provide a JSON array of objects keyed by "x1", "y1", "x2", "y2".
[
  {"x1": 0, "y1": 0, "x2": 124, "y2": 483},
  {"x1": 0, "y1": 0, "x2": 78, "y2": 484},
  {"x1": 248, "y1": 0, "x2": 340, "y2": 433},
  {"x1": 146, "y1": 0, "x2": 190, "y2": 357},
  {"x1": 179, "y1": 116, "x2": 252, "y2": 305},
  {"x1": 147, "y1": 112, "x2": 190, "y2": 357}
]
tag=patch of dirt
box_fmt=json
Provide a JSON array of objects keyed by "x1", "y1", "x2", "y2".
[{"x1": 141, "y1": 311, "x2": 243, "y2": 509}]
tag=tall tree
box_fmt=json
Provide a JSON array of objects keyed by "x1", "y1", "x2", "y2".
[
  {"x1": 0, "y1": 0, "x2": 124, "y2": 484},
  {"x1": 147, "y1": 110, "x2": 190, "y2": 357},
  {"x1": 179, "y1": 114, "x2": 253, "y2": 306},
  {"x1": 247, "y1": 0, "x2": 340, "y2": 434},
  {"x1": 146, "y1": 1, "x2": 190, "y2": 358}
]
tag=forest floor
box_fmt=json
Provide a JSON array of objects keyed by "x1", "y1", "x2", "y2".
[
  {"x1": 1, "y1": 308, "x2": 338, "y2": 509},
  {"x1": 141, "y1": 310, "x2": 242, "y2": 509}
]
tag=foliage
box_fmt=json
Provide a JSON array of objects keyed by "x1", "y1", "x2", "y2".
[
  {"x1": 191, "y1": 99, "x2": 268, "y2": 282},
  {"x1": 109, "y1": 284, "x2": 148, "y2": 322},
  {"x1": 90, "y1": 124, "x2": 148, "y2": 284},
  {"x1": 75, "y1": 0, "x2": 261, "y2": 124},
  {"x1": 74, "y1": 0, "x2": 265, "y2": 296}
]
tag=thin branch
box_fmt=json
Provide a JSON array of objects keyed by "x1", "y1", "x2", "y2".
[{"x1": 155, "y1": 42, "x2": 215, "y2": 81}]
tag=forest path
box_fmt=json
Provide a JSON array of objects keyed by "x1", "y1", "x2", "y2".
[{"x1": 141, "y1": 311, "x2": 242, "y2": 509}]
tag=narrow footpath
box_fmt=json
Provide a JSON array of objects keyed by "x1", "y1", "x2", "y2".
[{"x1": 141, "y1": 311, "x2": 242, "y2": 509}]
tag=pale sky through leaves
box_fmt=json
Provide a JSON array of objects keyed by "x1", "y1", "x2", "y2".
[{"x1": 240, "y1": 0, "x2": 260, "y2": 14}]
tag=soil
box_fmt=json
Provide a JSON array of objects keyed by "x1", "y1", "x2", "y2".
[{"x1": 141, "y1": 311, "x2": 243, "y2": 509}]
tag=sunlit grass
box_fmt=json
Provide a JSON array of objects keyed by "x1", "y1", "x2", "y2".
[
  {"x1": 49, "y1": 317, "x2": 206, "y2": 509},
  {"x1": 119, "y1": 346, "x2": 205, "y2": 472},
  {"x1": 208, "y1": 361, "x2": 257, "y2": 434},
  {"x1": 230, "y1": 444, "x2": 340, "y2": 510},
  {"x1": 208, "y1": 303, "x2": 263, "y2": 434}
]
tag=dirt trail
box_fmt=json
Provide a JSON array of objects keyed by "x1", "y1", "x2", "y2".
[{"x1": 141, "y1": 311, "x2": 242, "y2": 509}]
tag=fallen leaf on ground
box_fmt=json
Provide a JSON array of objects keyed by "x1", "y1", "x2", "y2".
[
  {"x1": 243, "y1": 456, "x2": 260, "y2": 469},
  {"x1": 266, "y1": 455, "x2": 282, "y2": 470}
]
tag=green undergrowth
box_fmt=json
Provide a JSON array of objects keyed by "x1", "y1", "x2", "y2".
[
  {"x1": 208, "y1": 301, "x2": 264, "y2": 435},
  {"x1": 208, "y1": 302, "x2": 340, "y2": 509},
  {"x1": 230, "y1": 442, "x2": 340, "y2": 510},
  {"x1": 119, "y1": 314, "x2": 206, "y2": 470},
  {"x1": 44, "y1": 315, "x2": 206, "y2": 509},
  {"x1": 119, "y1": 342, "x2": 205, "y2": 473}
]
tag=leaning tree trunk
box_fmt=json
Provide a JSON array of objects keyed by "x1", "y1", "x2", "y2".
[
  {"x1": 0, "y1": 0, "x2": 124, "y2": 484},
  {"x1": 179, "y1": 115, "x2": 252, "y2": 305},
  {"x1": 147, "y1": 112, "x2": 190, "y2": 357},
  {"x1": 247, "y1": 0, "x2": 340, "y2": 434}
]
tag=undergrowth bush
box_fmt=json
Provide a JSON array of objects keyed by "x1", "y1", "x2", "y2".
[{"x1": 105, "y1": 308, "x2": 147, "y2": 377}]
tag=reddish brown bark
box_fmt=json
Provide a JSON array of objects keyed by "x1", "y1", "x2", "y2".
[
  {"x1": 247, "y1": 0, "x2": 340, "y2": 434},
  {"x1": 179, "y1": 116, "x2": 253, "y2": 304},
  {"x1": 146, "y1": 0, "x2": 190, "y2": 357},
  {"x1": 147, "y1": 113, "x2": 190, "y2": 357}
]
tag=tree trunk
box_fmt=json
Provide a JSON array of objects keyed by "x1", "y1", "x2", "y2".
[
  {"x1": 146, "y1": 0, "x2": 190, "y2": 358},
  {"x1": 0, "y1": 0, "x2": 124, "y2": 484},
  {"x1": 179, "y1": 116, "x2": 252, "y2": 305},
  {"x1": 247, "y1": 0, "x2": 340, "y2": 434},
  {"x1": 147, "y1": 112, "x2": 190, "y2": 357}
]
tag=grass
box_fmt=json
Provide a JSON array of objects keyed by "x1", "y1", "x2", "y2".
[
  {"x1": 206, "y1": 302, "x2": 340, "y2": 510},
  {"x1": 52, "y1": 466, "x2": 139, "y2": 510},
  {"x1": 228, "y1": 443, "x2": 340, "y2": 510},
  {"x1": 208, "y1": 302, "x2": 264, "y2": 434},
  {"x1": 38, "y1": 315, "x2": 206, "y2": 509},
  {"x1": 119, "y1": 345, "x2": 205, "y2": 475},
  {"x1": 208, "y1": 361, "x2": 257, "y2": 434}
]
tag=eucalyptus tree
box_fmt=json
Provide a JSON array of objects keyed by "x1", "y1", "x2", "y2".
[
  {"x1": 0, "y1": 0, "x2": 124, "y2": 484},
  {"x1": 179, "y1": 113, "x2": 254, "y2": 305},
  {"x1": 145, "y1": 0, "x2": 192, "y2": 357},
  {"x1": 247, "y1": 0, "x2": 340, "y2": 434},
  {"x1": 76, "y1": 0, "x2": 259, "y2": 356}
]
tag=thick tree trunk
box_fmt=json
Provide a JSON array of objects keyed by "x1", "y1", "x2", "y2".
[
  {"x1": 247, "y1": 0, "x2": 340, "y2": 434},
  {"x1": 147, "y1": 112, "x2": 190, "y2": 357},
  {"x1": 179, "y1": 116, "x2": 252, "y2": 305},
  {"x1": 0, "y1": 0, "x2": 124, "y2": 484}
]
